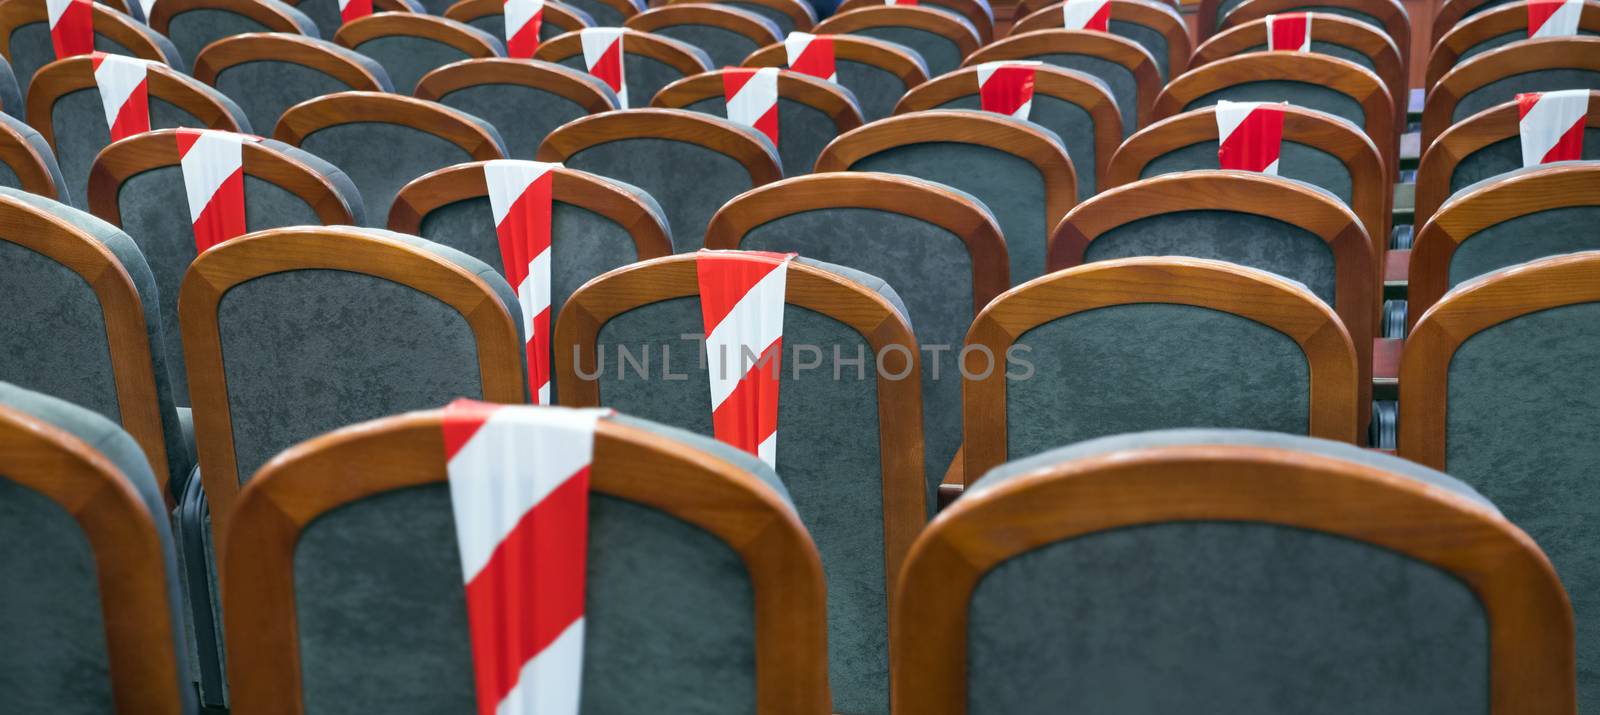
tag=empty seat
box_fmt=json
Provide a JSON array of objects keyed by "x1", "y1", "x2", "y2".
[
  {"x1": 86, "y1": 128, "x2": 366, "y2": 405},
  {"x1": 147, "y1": 0, "x2": 317, "y2": 71},
  {"x1": 1409, "y1": 161, "x2": 1600, "y2": 328},
  {"x1": 279, "y1": 0, "x2": 426, "y2": 40},
  {"x1": 745, "y1": 32, "x2": 928, "y2": 121},
  {"x1": 416, "y1": 58, "x2": 618, "y2": 160},
  {"x1": 812, "y1": 5, "x2": 979, "y2": 77},
  {"x1": 444, "y1": 0, "x2": 594, "y2": 45},
  {"x1": 0, "y1": 0, "x2": 182, "y2": 93},
  {"x1": 1399, "y1": 250, "x2": 1600, "y2": 709},
  {"x1": 1423, "y1": 36, "x2": 1600, "y2": 148},
  {"x1": 963, "y1": 29, "x2": 1160, "y2": 136},
  {"x1": 192, "y1": 33, "x2": 393, "y2": 135},
  {"x1": 704, "y1": 171, "x2": 1008, "y2": 497},
  {"x1": 898, "y1": 428, "x2": 1573, "y2": 713},
  {"x1": 538, "y1": 108, "x2": 781, "y2": 250},
  {"x1": 0, "y1": 382, "x2": 196, "y2": 715},
  {"x1": 1427, "y1": 0, "x2": 1600, "y2": 90},
  {"x1": 0, "y1": 54, "x2": 19, "y2": 117},
  {"x1": 963, "y1": 257, "x2": 1360, "y2": 477},
  {"x1": 555, "y1": 252, "x2": 925, "y2": 715},
  {"x1": 626, "y1": 5, "x2": 781, "y2": 68},
  {"x1": 1007, "y1": 0, "x2": 1191, "y2": 80},
  {"x1": 276, "y1": 91, "x2": 506, "y2": 226},
  {"x1": 0, "y1": 111, "x2": 66, "y2": 200},
  {"x1": 895, "y1": 63, "x2": 1119, "y2": 199},
  {"x1": 27, "y1": 55, "x2": 250, "y2": 211},
  {"x1": 838, "y1": 0, "x2": 993, "y2": 42},
  {"x1": 652, "y1": 67, "x2": 864, "y2": 176},
  {"x1": 1217, "y1": 0, "x2": 1412, "y2": 71},
  {"x1": 334, "y1": 13, "x2": 503, "y2": 94},
  {"x1": 535, "y1": 28, "x2": 713, "y2": 110},
  {"x1": 221, "y1": 405, "x2": 830, "y2": 714},
  {"x1": 558, "y1": 0, "x2": 644, "y2": 28},
  {"x1": 667, "y1": 0, "x2": 818, "y2": 34},
  {"x1": 816, "y1": 109, "x2": 1075, "y2": 283}
]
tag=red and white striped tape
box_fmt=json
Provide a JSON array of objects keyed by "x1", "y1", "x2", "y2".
[
  {"x1": 485, "y1": 160, "x2": 560, "y2": 405},
  {"x1": 92, "y1": 53, "x2": 150, "y2": 143},
  {"x1": 723, "y1": 67, "x2": 780, "y2": 147},
  {"x1": 1266, "y1": 13, "x2": 1311, "y2": 51},
  {"x1": 47, "y1": 0, "x2": 93, "y2": 59},
  {"x1": 443, "y1": 399, "x2": 609, "y2": 715},
  {"x1": 1216, "y1": 100, "x2": 1285, "y2": 174},
  {"x1": 885, "y1": 0, "x2": 919, "y2": 5},
  {"x1": 1518, "y1": 90, "x2": 1587, "y2": 165},
  {"x1": 580, "y1": 28, "x2": 627, "y2": 108},
  {"x1": 1061, "y1": 0, "x2": 1110, "y2": 31},
  {"x1": 975, "y1": 61, "x2": 1039, "y2": 120},
  {"x1": 178, "y1": 129, "x2": 257, "y2": 253},
  {"x1": 1527, "y1": 0, "x2": 1582, "y2": 37},
  {"x1": 505, "y1": 0, "x2": 545, "y2": 58},
  {"x1": 784, "y1": 32, "x2": 837, "y2": 83},
  {"x1": 339, "y1": 0, "x2": 373, "y2": 25},
  {"x1": 697, "y1": 250, "x2": 794, "y2": 467}
]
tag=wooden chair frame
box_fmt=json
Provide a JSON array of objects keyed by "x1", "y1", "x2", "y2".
[
  {"x1": 444, "y1": 0, "x2": 593, "y2": 34},
  {"x1": 26, "y1": 56, "x2": 245, "y2": 148},
  {"x1": 415, "y1": 57, "x2": 618, "y2": 116},
  {"x1": 333, "y1": 12, "x2": 504, "y2": 59},
  {"x1": 281, "y1": 0, "x2": 420, "y2": 16},
  {"x1": 275, "y1": 91, "x2": 506, "y2": 160},
  {"x1": 179, "y1": 226, "x2": 526, "y2": 543},
  {"x1": 557, "y1": 0, "x2": 644, "y2": 23},
  {"x1": 743, "y1": 34, "x2": 929, "y2": 93},
  {"x1": 962, "y1": 29, "x2": 1162, "y2": 129},
  {"x1": 536, "y1": 107, "x2": 783, "y2": 186},
  {"x1": 553, "y1": 253, "x2": 927, "y2": 593},
  {"x1": 1415, "y1": 90, "x2": 1600, "y2": 225},
  {"x1": 650, "y1": 67, "x2": 864, "y2": 136},
  {"x1": 0, "y1": 118, "x2": 60, "y2": 199},
  {"x1": 388, "y1": 161, "x2": 675, "y2": 259},
  {"x1": 1007, "y1": 0, "x2": 1191, "y2": 77},
  {"x1": 1221, "y1": 0, "x2": 1412, "y2": 71},
  {"x1": 893, "y1": 64, "x2": 1121, "y2": 193},
  {"x1": 895, "y1": 439, "x2": 1574, "y2": 713},
  {"x1": 0, "y1": 403, "x2": 190, "y2": 714},
  {"x1": 963, "y1": 256, "x2": 1361, "y2": 480},
  {"x1": 193, "y1": 32, "x2": 392, "y2": 96},
  {"x1": 534, "y1": 28, "x2": 713, "y2": 85},
  {"x1": 222, "y1": 409, "x2": 831, "y2": 714},
  {"x1": 1424, "y1": 37, "x2": 1600, "y2": 149},
  {"x1": 0, "y1": 0, "x2": 170, "y2": 68},
  {"x1": 1431, "y1": 0, "x2": 1505, "y2": 48},
  {"x1": 624, "y1": 4, "x2": 784, "y2": 55},
  {"x1": 812, "y1": 5, "x2": 982, "y2": 65},
  {"x1": 703, "y1": 171, "x2": 1011, "y2": 309},
  {"x1": 837, "y1": 0, "x2": 992, "y2": 41},
  {"x1": 1427, "y1": 1, "x2": 1600, "y2": 90},
  {"x1": 148, "y1": 0, "x2": 310, "y2": 37},
  {"x1": 1408, "y1": 162, "x2": 1600, "y2": 330},
  {"x1": 666, "y1": 0, "x2": 816, "y2": 32}
]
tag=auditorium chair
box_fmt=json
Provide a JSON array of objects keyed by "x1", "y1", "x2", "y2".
[
  {"x1": 0, "y1": 0, "x2": 182, "y2": 93},
  {"x1": 1007, "y1": 0, "x2": 1191, "y2": 81},
  {"x1": 222, "y1": 406, "x2": 830, "y2": 714},
  {"x1": 744, "y1": 33, "x2": 928, "y2": 122},
  {"x1": 279, "y1": 0, "x2": 425, "y2": 40},
  {"x1": 192, "y1": 34, "x2": 394, "y2": 135},
  {"x1": 28, "y1": 56, "x2": 249, "y2": 209},
  {"x1": 1431, "y1": 0, "x2": 1523, "y2": 47},
  {"x1": 838, "y1": 0, "x2": 992, "y2": 42},
  {"x1": 816, "y1": 109, "x2": 1075, "y2": 284},
  {"x1": 1415, "y1": 90, "x2": 1600, "y2": 225},
  {"x1": 895, "y1": 64, "x2": 1119, "y2": 199},
  {"x1": 652, "y1": 67, "x2": 863, "y2": 176},
  {"x1": 1426, "y1": 0, "x2": 1600, "y2": 90},
  {"x1": 554, "y1": 253, "x2": 924, "y2": 715},
  {"x1": 444, "y1": 0, "x2": 594, "y2": 44},
  {"x1": 704, "y1": 171, "x2": 1009, "y2": 500},
  {"x1": 963, "y1": 257, "x2": 1361, "y2": 478},
  {"x1": 667, "y1": 0, "x2": 817, "y2": 35},
  {"x1": 538, "y1": 108, "x2": 781, "y2": 250},
  {"x1": 626, "y1": 5, "x2": 782, "y2": 68},
  {"x1": 1408, "y1": 161, "x2": 1600, "y2": 328},
  {"x1": 812, "y1": 5, "x2": 979, "y2": 77},
  {"x1": 416, "y1": 58, "x2": 618, "y2": 160},
  {"x1": 1217, "y1": 0, "x2": 1412, "y2": 70},
  {"x1": 0, "y1": 55, "x2": 19, "y2": 117},
  {"x1": 0, "y1": 382, "x2": 196, "y2": 715},
  {"x1": 147, "y1": 0, "x2": 317, "y2": 72},
  {"x1": 334, "y1": 13, "x2": 504, "y2": 94},
  {"x1": 1423, "y1": 36, "x2": 1600, "y2": 148},
  {"x1": 275, "y1": 91, "x2": 507, "y2": 226},
  {"x1": 1400, "y1": 250, "x2": 1600, "y2": 710},
  {"x1": 559, "y1": 0, "x2": 645, "y2": 28},
  {"x1": 897, "y1": 428, "x2": 1574, "y2": 713},
  {"x1": 535, "y1": 28, "x2": 713, "y2": 110},
  {"x1": 963, "y1": 29, "x2": 1160, "y2": 136},
  {"x1": 0, "y1": 111, "x2": 66, "y2": 200},
  {"x1": 86, "y1": 129, "x2": 366, "y2": 404}
]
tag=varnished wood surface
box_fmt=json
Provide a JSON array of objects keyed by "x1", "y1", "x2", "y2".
[
  {"x1": 650, "y1": 67, "x2": 865, "y2": 134},
  {"x1": 274, "y1": 91, "x2": 507, "y2": 160},
  {"x1": 1426, "y1": 1, "x2": 1600, "y2": 89},
  {"x1": 813, "y1": 5, "x2": 984, "y2": 61},
  {"x1": 962, "y1": 29, "x2": 1162, "y2": 129},
  {"x1": 26, "y1": 56, "x2": 245, "y2": 148},
  {"x1": 666, "y1": 0, "x2": 817, "y2": 32},
  {"x1": 192, "y1": 32, "x2": 392, "y2": 93},
  {"x1": 624, "y1": 4, "x2": 784, "y2": 49},
  {"x1": 838, "y1": 0, "x2": 994, "y2": 41},
  {"x1": 534, "y1": 28, "x2": 713, "y2": 81},
  {"x1": 148, "y1": 0, "x2": 311, "y2": 37},
  {"x1": 414, "y1": 57, "x2": 619, "y2": 114},
  {"x1": 1007, "y1": 0, "x2": 1191, "y2": 76},
  {"x1": 0, "y1": 116, "x2": 59, "y2": 198},
  {"x1": 1422, "y1": 37, "x2": 1600, "y2": 149},
  {"x1": 444, "y1": 0, "x2": 594, "y2": 33},
  {"x1": 1430, "y1": 0, "x2": 1500, "y2": 49},
  {"x1": 333, "y1": 12, "x2": 505, "y2": 58},
  {"x1": 535, "y1": 107, "x2": 784, "y2": 186},
  {"x1": 0, "y1": 0, "x2": 169, "y2": 66},
  {"x1": 743, "y1": 34, "x2": 930, "y2": 91}
]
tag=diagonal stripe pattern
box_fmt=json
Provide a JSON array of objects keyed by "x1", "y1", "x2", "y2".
[
  {"x1": 339, "y1": 0, "x2": 373, "y2": 24},
  {"x1": 976, "y1": 61, "x2": 1040, "y2": 119},
  {"x1": 723, "y1": 67, "x2": 780, "y2": 146},
  {"x1": 580, "y1": 28, "x2": 627, "y2": 108},
  {"x1": 1266, "y1": 13, "x2": 1311, "y2": 51},
  {"x1": 1062, "y1": 0, "x2": 1110, "y2": 31},
  {"x1": 485, "y1": 160, "x2": 560, "y2": 405},
  {"x1": 1216, "y1": 100, "x2": 1286, "y2": 174},
  {"x1": 47, "y1": 0, "x2": 93, "y2": 59},
  {"x1": 785, "y1": 32, "x2": 837, "y2": 83},
  {"x1": 697, "y1": 250, "x2": 794, "y2": 467},
  {"x1": 1518, "y1": 90, "x2": 1588, "y2": 165},
  {"x1": 505, "y1": 0, "x2": 545, "y2": 58},
  {"x1": 443, "y1": 399, "x2": 609, "y2": 715},
  {"x1": 1527, "y1": 0, "x2": 1582, "y2": 37},
  {"x1": 177, "y1": 129, "x2": 256, "y2": 253},
  {"x1": 92, "y1": 53, "x2": 150, "y2": 143}
]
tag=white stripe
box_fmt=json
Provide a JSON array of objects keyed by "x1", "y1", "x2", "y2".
[
  {"x1": 179, "y1": 131, "x2": 244, "y2": 223},
  {"x1": 518, "y1": 248, "x2": 552, "y2": 338},
  {"x1": 47, "y1": 0, "x2": 73, "y2": 27},
  {"x1": 504, "y1": 0, "x2": 545, "y2": 40},
  {"x1": 1532, "y1": 0, "x2": 1583, "y2": 37},
  {"x1": 1263, "y1": 157, "x2": 1280, "y2": 175},
  {"x1": 139, "y1": 0, "x2": 157, "y2": 21},
  {"x1": 1061, "y1": 0, "x2": 1106, "y2": 29},
  {"x1": 1214, "y1": 99, "x2": 1262, "y2": 142},
  {"x1": 784, "y1": 32, "x2": 815, "y2": 66},
  {"x1": 704, "y1": 260, "x2": 788, "y2": 408},
  {"x1": 338, "y1": 0, "x2": 356, "y2": 10},
  {"x1": 1013, "y1": 98, "x2": 1033, "y2": 120},
  {"x1": 974, "y1": 60, "x2": 1041, "y2": 87},
  {"x1": 580, "y1": 28, "x2": 626, "y2": 107},
  {"x1": 445, "y1": 407, "x2": 605, "y2": 581},
  {"x1": 484, "y1": 160, "x2": 558, "y2": 226},
  {"x1": 92, "y1": 55, "x2": 148, "y2": 132},
  {"x1": 726, "y1": 67, "x2": 778, "y2": 130},
  {"x1": 756, "y1": 431, "x2": 776, "y2": 467},
  {"x1": 1520, "y1": 89, "x2": 1588, "y2": 165},
  {"x1": 493, "y1": 618, "x2": 584, "y2": 715}
]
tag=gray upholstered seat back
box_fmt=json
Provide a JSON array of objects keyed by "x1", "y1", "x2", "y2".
[
  {"x1": 1448, "y1": 131, "x2": 1600, "y2": 197},
  {"x1": 298, "y1": 115, "x2": 505, "y2": 227},
  {"x1": 1240, "y1": 37, "x2": 1382, "y2": 73},
  {"x1": 1184, "y1": 80, "x2": 1365, "y2": 132},
  {"x1": 0, "y1": 382, "x2": 192, "y2": 715},
  {"x1": 648, "y1": 9, "x2": 780, "y2": 67},
  {"x1": 1139, "y1": 135, "x2": 1355, "y2": 208},
  {"x1": 5, "y1": 19, "x2": 184, "y2": 95},
  {"x1": 462, "y1": 2, "x2": 597, "y2": 39},
  {"x1": 963, "y1": 429, "x2": 1492, "y2": 714},
  {"x1": 1109, "y1": 17, "x2": 1173, "y2": 80},
  {"x1": 209, "y1": 39, "x2": 394, "y2": 134},
  {"x1": 681, "y1": 94, "x2": 847, "y2": 176},
  {"x1": 565, "y1": 0, "x2": 642, "y2": 28},
  {"x1": 929, "y1": 78, "x2": 1105, "y2": 199},
  {"x1": 290, "y1": 413, "x2": 784, "y2": 714},
  {"x1": 434, "y1": 61, "x2": 617, "y2": 160},
  {"x1": 214, "y1": 228, "x2": 521, "y2": 481},
  {"x1": 553, "y1": 41, "x2": 712, "y2": 113},
  {"x1": 113, "y1": 139, "x2": 365, "y2": 405},
  {"x1": 0, "y1": 187, "x2": 189, "y2": 487},
  {"x1": 848, "y1": 24, "x2": 966, "y2": 77},
  {"x1": 1453, "y1": 68, "x2": 1600, "y2": 122},
  {"x1": 1457, "y1": 27, "x2": 1600, "y2": 65},
  {"x1": 349, "y1": 22, "x2": 504, "y2": 94},
  {"x1": 1443, "y1": 161, "x2": 1600, "y2": 287},
  {"x1": 0, "y1": 112, "x2": 66, "y2": 200},
  {"x1": 727, "y1": 0, "x2": 811, "y2": 34},
  {"x1": 164, "y1": 0, "x2": 319, "y2": 67},
  {"x1": 0, "y1": 55, "x2": 21, "y2": 118},
  {"x1": 589, "y1": 258, "x2": 907, "y2": 715},
  {"x1": 1008, "y1": 51, "x2": 1142, "y2": 136},
  {"x1": 833, "y1": 38, "x2": 926, "y2": 122},
  {"x1": 290, "y1": 0, "x2": 424, "y2": 39}
]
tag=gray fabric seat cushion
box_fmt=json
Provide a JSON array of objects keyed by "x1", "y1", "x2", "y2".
[
  {"x1": 681, "y1": 89, "x2": 856, "y2": 176},
  {"x1": 164, "y1": 0, "x2": 319, "y2": 68},
  {"x1": 835, "y1": 37, "x2": 926, "y2": 122},
  {"x1": 930, "y1": 68, "x2": 1107, "y2": 200},
  {"x1": 435, "y1": 61, "x2": 617, "y2": 161},
  {"x1": 1443, "y1": 160, "x2": 1600, "y2": 288},
  {"x1": 1109, "y1": 16, "x2": 1173, "y2": 80},
  {"x1": 1448, "y1": 132, "x2": 1600, "y2": 197},
  {"x1": 1185, "y1": 80, "x2": 1365, "y2": 133},
  {"x1": 553, "y1": 38, "x2": 713, "y2": 112},
  {"x1": 0, "y1": 112, "x2": 67, "y2": 201},
  {"x1": 847, "y1": 19, "x2": 974, "y2": 78},
  {"x1": 1458, "y1": 27, "x2": 1600, "y2": 65},
  {"x1": 290, "y1": 0, "x2": 425, "y2": 39},
  {"x1": 649, "y1": 8, "x2": 780, "y2": 67},
  {"x1": 212, "y1": 40, "x2": 393, "y2": 135},
  {"x1": 1139, "y1": 121, "x2": 1358, "y2": 210},
  {"x1": 351, "y1": 21, "x2": 505, "y2": 95},
  {"x1": 7, "y1": 20, "x2": 181, "y2": 97},
  {"x1": 1015, "y1": 50, "x2": 1142, "y2": 137},
  {"x1": 0, "y1": 55, "x2": 20, "y2": 119}
]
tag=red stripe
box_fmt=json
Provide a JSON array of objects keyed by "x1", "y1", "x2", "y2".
[
  {"x1": 1085, "y1": 2, "x2": 1110, "y2": 31},
  {"x1": 979, "y1": 65, "x2": 1035, "y2": 116},
  {"x1": 463, "y1": 469, "x2": 589, "y2": 713},
  {"x1": 1518, "y1": 91, "x2": 1543, "y2": 119},
  {"x1": 493, "y1": 172, "x2": 554, "y2": 290},
  {"x1": 710, "y1": 339, "x2": 782, "y2": 455},
  {"x1": 696, "y1": 252, "x2": 787, "y2": 332},
  {"x1": 589, "y1": 39, "x2": 623, "y2": 94},
  {"x1": 50, "y1": 0, "x2": 93, "y2": 59},
  {"x1": 1269, "y1": 13, "x2": 1309, "y2": 50},
  {"x1": 1526, "y1": 0, "x2": 1563, "y2": 35},
  {"x1": 507, "y1": 10, "x2": 542, "y2": 58},
  {"x1": 341, "y1": 0, "x2": 373, "y2": 23},
  {"x1": 441, "y1": 399, "x2": 501, "y2": 460},
  {"x1": 528, "y1": 305, "x2": 552, "y2": 394},
  {"x1": 1542, "y1": 115, "x2": 1587, "y2": 162},
  {"x1": 790, "y1": 37, "x2": 835, "y2": 80},
  {"x1": 107, "y1": 79, "x2": 150, "y2": 142},
  {"x1": 722, "y1": 67, "x2": 756, "y2": 96},
  {"x1": 752, "y1": 105, "x2": 779, "y2": 146},
  {"x1": 191, "y1": 169, "x2": 245, "y2": 252},
  {"x1": 1218, "y1": 106, "x2": 1284, "y2": 172}
]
